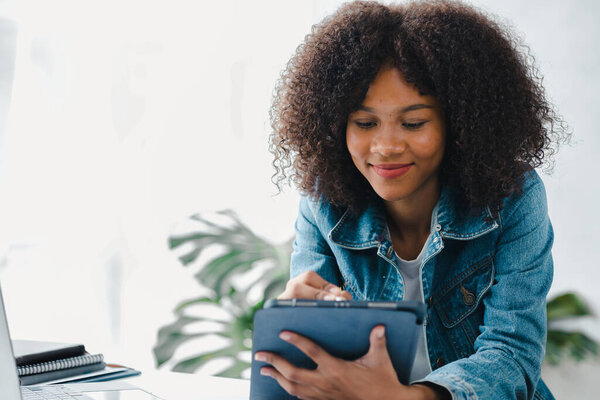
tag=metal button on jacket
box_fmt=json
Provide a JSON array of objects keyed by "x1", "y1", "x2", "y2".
[{"x1": 460, "y1": 285, "x2": 476, "y2": 306}]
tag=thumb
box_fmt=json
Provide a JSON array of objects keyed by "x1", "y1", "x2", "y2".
[{"x1": 361, "y1": 325, "x2": 392, "y2": 367}]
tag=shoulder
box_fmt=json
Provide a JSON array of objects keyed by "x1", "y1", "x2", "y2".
[
  {"x1": 299, "y1": 194, "x2": 348, "y2": 230},
  {"x1": 296, "y1": 195, "x2": 348, "y2": 243},
  {"x1": 497, "y1": 169, "x2": 550, "y2": 233}
]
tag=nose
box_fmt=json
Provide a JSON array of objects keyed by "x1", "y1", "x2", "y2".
[{"x1": 370, "y1": 124, "x2": 407, "y2": 157}]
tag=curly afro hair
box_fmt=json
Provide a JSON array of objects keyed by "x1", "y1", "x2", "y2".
[{"x1": 270, "y1": 0, "x2": 568, "y2": 214}]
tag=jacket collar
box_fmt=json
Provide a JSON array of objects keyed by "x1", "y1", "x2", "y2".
[
  {"x1": 432, "y1": 186, "x2": 499, "y2": 240},
  {"x1": 328, "y1": 186, "x2": 499, "y2": 248}
]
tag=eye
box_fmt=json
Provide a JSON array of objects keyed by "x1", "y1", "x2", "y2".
[
  {"x1": 354, "y1": 121, "x2": 376, "y2": 129},
  {"x1": 403, "y1": 121, "x2": 427, "y2": 130}
]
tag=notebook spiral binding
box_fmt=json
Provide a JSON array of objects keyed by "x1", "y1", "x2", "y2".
[{"x1": 17, "y1": 354, "x2": 104, "y2": 376}]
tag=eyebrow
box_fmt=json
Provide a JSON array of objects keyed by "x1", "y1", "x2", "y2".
[{"x1": 357, "y1": 104, "x2": 435, "y2": 114}]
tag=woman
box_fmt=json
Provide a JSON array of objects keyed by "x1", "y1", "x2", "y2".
[{"x1": 259, "y1": 1, "x2": 568, "y2": 399}]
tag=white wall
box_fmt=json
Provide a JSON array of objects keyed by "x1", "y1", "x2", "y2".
[{"x1": 0, "y1": 0, "x2": 597, "y2": 396}]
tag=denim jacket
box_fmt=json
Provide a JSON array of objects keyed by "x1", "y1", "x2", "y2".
[{"x1": 290, "y1": 170, "x2": 554, "y2": 400}]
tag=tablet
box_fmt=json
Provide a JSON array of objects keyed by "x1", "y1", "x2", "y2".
[{"x1": 250, "y1": 299, "x2": 426, "y2": 400}]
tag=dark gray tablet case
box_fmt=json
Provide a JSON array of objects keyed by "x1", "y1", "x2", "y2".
[{"x1": 250, "y1": 300, "x2": 425, "y2": 400}]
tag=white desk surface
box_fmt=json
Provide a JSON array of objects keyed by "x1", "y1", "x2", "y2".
[{"x1": 125, "y1": 370, "x2": 250, "y2": 400}]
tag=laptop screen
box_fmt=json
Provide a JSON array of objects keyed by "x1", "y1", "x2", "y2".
[{"x1": 0, "y1": 283, "x2": 23, "y2": 400}]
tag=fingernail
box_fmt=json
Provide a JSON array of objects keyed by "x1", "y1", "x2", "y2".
[
  {"x1": 260, "y1": 368, "x2": 271, "y2": 377},
  {"x1": 328, "y1": 286, "x2": 341, "y2": 294},
  {"x1": 335, "y1": 296, "x2": 345, "y2": 301},
  {"x1": 255, "y1": 353, "x2": 266, "y2": 362},
  {"x1": 324, "y1": 294, "x2": 335, "y2": 301},
  {"x1": 376, "y1": 326, "x2": 385, "y2": 339},
  {"x1": 280, "y1": 331, "x2": 292, "y2": 341}
]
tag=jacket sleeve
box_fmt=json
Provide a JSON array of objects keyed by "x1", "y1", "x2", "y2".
[
  {"x1": 289, "y1": 196, "x2": 343, "y2": 287},
  {"x1": 417, "y1": 174, "x2": 554, "y2": 400}
]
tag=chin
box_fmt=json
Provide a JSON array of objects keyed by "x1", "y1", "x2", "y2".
[{"x1": 373, "y1": 187, "x2": 412, "y2": 202}]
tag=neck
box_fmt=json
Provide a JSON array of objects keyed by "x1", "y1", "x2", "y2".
[{"x1": 384, "y1": 178, "x2": 441, "y2": 240}]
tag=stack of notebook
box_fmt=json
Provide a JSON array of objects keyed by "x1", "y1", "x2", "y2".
[{"x1": 13, "y1": 340, "x2": 140, "y2": 385}]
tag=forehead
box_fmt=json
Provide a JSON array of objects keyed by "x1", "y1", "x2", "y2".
[{"x1": 361, "y1": 66, "x2": 435, "y2": 108}]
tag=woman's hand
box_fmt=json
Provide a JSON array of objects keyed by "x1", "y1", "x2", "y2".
[
  {"x1": 255, "y1": 326, "x2": 443, "y2": 400},
  {"x1": 278, "y1": 271, "x2": 352, "y2": 301}
]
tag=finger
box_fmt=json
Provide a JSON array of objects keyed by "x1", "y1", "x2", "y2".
[
  {"x1": 254, "y1": 351, "x2": 314, "y2": 384},
  {"x1": 362, "y1": 325, "x2": 394, "y2": 367},
  {"x1": 300, "y1": 271, "x2": 338, "y2": 290},
  {"x1": 340, "y1": 290, "x2": 353, "y2": 300},
  {"x1": 279, "y1": 331, "x2": 336, "y2": 368},
  {"x1": 280, "y1": 272, "x2": 346, "y2": 300},
  {"x1": 298, "y1": 271, "x2": 349, "y2": 298},
  {"x1": 278, "y1": 281, "x2": 339, "y2": 300},
  {"x1": 260, "y1": 366, "x2": 319, "y2": 400}
]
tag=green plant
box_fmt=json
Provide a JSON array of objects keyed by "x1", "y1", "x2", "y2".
[
  {"x1": 154, "y1": 211, "x2": 598, "y2": 377},
  {"x1": 545, "y1": 292, "x2": 598, "y2": 365},
  {"x1": 153, "y1": 210, "x2": 292, "y2": 377}
]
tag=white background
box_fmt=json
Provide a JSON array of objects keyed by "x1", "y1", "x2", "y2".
[{"x1": 0, "y1": 0, "x2": 598, "y2": 397}]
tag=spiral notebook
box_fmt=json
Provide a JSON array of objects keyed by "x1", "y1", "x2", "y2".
[
  {"x1": 17, "y1": 353, "x2": 104, "y2": 376},
  {"x1": 17, "y1": 354, "x2": 106, "y2": 385},
  {"x1": 10, "y1": 340, "x2": 106, "y2": 385}
]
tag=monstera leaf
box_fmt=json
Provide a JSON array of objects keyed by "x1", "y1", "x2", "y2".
[
  {"x1": 153, "y1": 210, "x2": 292, "y2": 377},
  {"x1": 545, "y1": 292, "x2": 598, "y2": 365}
]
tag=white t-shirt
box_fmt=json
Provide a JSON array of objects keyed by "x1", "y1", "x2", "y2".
[{"x1": 394, "y1": 236, "x2": 432, "y2": 383}]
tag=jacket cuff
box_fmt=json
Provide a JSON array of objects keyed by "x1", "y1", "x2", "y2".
[{"x1": 413, "y1": 372, "x2": 478, "y2": 400}]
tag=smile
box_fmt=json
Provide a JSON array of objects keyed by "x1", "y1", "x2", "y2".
[{"x1": 371, "y1": 163, "x2": 413, "y2": 178}]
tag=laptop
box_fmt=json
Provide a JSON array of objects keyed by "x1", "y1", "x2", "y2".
[{"x1": 0, "y1": 283, "x2": 164, "y2": 400}]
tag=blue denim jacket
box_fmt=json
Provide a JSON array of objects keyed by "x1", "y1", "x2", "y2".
[{"x1": 290, "y1": 170, "x2": 554, "y2": 400}]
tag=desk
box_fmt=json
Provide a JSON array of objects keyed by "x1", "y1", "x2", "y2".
[{"x1": 126, "y1": 371, "x2": 250, "y2": 400}]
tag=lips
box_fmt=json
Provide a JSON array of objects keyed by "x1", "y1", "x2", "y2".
[{"x1": 371, "y1": 163, "x2": 413, "y2": 178}]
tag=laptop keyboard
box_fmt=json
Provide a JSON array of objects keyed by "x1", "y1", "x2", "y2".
[{"x1": 21, "y1": 386, "x2": 91, "y2": 400}]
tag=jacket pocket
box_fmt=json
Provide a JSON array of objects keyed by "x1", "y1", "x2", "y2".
[{"x1": 433, "y1": 256, "x2": 495, "y2": 328}]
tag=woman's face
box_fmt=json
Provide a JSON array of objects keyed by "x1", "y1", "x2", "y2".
[{"x1": 346, "y1": 66, "x2": 446, "y2": 203}]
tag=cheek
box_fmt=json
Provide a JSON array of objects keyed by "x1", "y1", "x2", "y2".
[
  {"x1": 412, "y1": 131, "x2": 445, "y2": 160},
  {"x1": 346, "y1": 130, "x2": 366, "y2": 159}
]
